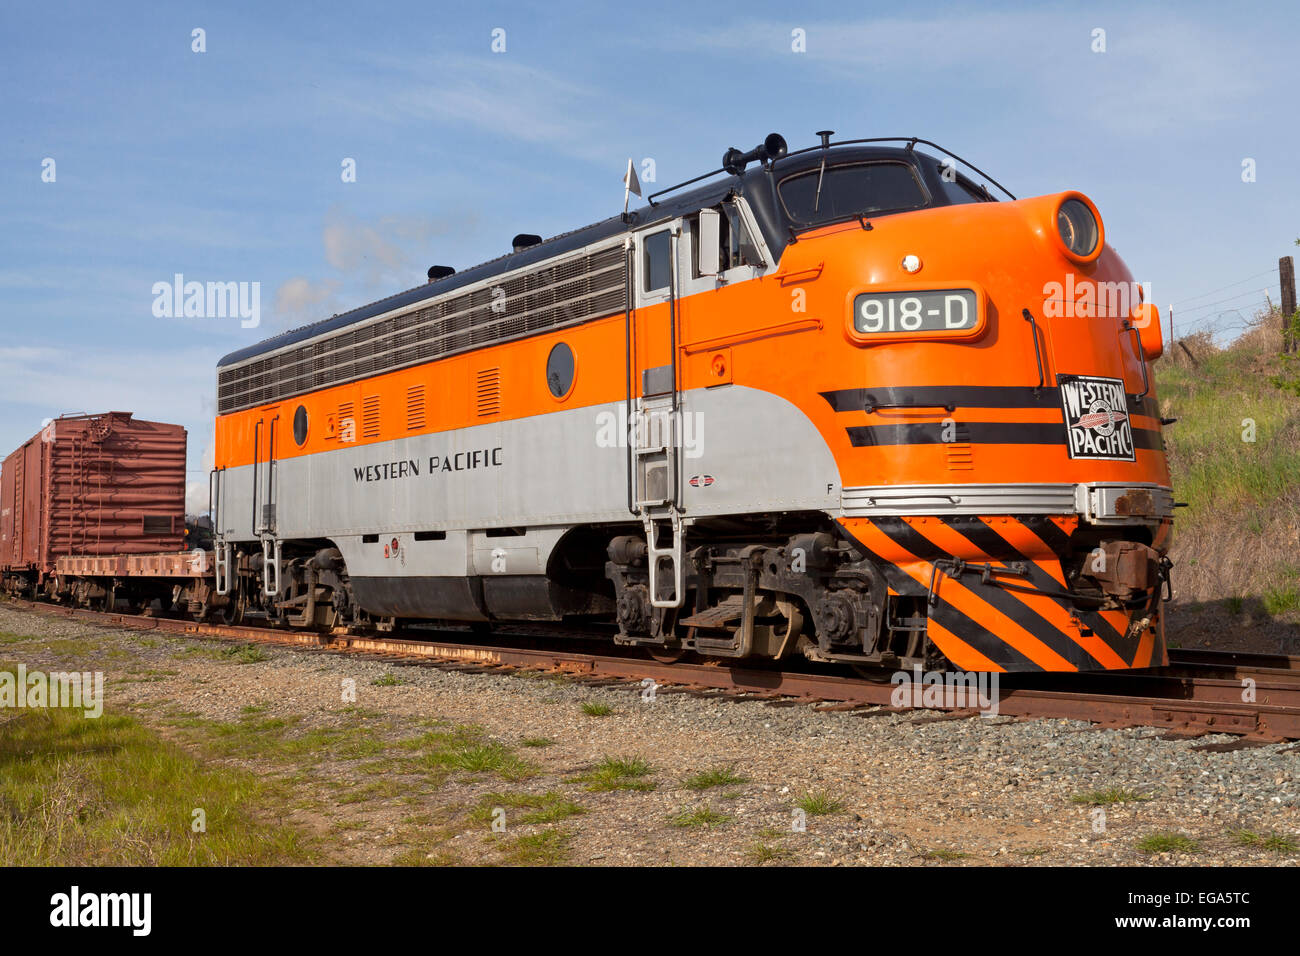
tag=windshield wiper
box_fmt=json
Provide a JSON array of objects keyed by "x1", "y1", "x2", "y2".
[{"x1": 790, "y1": 211, "x2": 875, "y2": 235}]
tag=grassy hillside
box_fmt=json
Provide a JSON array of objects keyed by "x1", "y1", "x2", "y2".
[{"x1": 1155, "y1": 313, "x2": 1300, "y2": 651}]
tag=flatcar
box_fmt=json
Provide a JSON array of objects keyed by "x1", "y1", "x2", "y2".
[{"x1": 59, "y1": 132, "x2": 1182, "y2": 674}]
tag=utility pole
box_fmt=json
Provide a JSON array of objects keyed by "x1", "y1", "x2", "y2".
[{"x1": 1281, "y1": 256, "x2": 1297, "y2": 354}]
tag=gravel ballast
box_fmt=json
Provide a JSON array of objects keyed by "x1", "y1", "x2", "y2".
[{"x1": 1, "y1": 604, "x2": 1296, "y2": 866}]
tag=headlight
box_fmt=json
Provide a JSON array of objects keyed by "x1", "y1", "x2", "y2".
[{"x1": 1057, "y1": 198, "x2": 1100, "y2": 259}]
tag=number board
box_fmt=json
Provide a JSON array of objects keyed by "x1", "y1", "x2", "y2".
[{"x1": 853, "y1": 289, "x2": 979, "y2": 335}]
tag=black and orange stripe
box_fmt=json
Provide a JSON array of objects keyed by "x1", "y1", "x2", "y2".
[
  {"x1": 819, "y1": 385, "x2": 1164, "y2": 450},
  {"x1": 839, "y1": 513, "x2": 1166, "y2": 672}
]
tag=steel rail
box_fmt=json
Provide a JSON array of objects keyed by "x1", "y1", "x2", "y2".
[{"x1": 7, "y1": 599, "x2": 1300, "y2": 742}]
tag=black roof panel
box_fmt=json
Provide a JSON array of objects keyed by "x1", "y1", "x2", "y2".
[{"x1": 217, "y1": 145, "x2": 955, "y2": 368}]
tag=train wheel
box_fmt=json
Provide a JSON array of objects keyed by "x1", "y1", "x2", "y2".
[{"x1": 203, "y1": 595, "x2": 245, "y2": 627}]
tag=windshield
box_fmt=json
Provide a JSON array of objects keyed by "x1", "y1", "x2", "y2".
[{"x1": 779, "y1": 161, "x2": 928, "y2": 225}]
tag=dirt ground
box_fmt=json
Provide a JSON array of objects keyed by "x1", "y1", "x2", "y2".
[{"x1": 2, "y1": 604, "x2": 1298, "y2": 867}]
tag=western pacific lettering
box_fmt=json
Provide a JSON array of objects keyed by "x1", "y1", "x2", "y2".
[{"x1": 353, "y1": 448, "x2": 503, "y2": 483}]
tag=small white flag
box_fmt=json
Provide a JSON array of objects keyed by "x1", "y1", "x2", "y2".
[{"x1": 622, "y1": 158, "x2": 642, "y2": 216}]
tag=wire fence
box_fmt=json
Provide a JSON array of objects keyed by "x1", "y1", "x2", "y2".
[{"x1": 1168, "y1": 263, "x2": 1288, "y2": 346}]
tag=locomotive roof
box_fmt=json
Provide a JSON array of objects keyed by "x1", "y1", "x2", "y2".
[{"x1": 217, "y1": 144, "x2": 955, "y2": 369}]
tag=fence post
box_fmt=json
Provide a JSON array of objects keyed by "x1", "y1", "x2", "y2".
[{"x1": 1281, "y1": 255, "x2": 1297, "y2": 354}]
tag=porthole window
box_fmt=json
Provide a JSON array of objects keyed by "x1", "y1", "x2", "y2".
[
  {"x1": 546, "y1": 342, "x2": 575, "y2": 399},
  {"x1": 293, "y1": 405, "x2": 308, "y2": 445}
]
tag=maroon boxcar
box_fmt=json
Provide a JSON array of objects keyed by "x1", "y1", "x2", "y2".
[{"x1": 0, "y1": 412, "x2": 187, "y2": 591}]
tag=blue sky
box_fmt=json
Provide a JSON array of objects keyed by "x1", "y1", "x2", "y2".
[{"x1": 1, "y1": 1, "x2": 1297, "y2": 508}]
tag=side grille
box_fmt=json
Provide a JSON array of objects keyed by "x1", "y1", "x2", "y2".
[
  {"x1": 475, "y1": 369, "x2": 501, "y2": 417},
  {"x1": 337, "y1": 401, "x2": 355, "y2": 442},
  {"x1": 406, "y1": 385, "x2": 427, "y2": 431},
  {"x1": 946, "y1": 423, "x2": 974, "y2": 471},
  {"x1": 361, "y1": 395, "x2": 381, "y2": 438},
  {"x1": 217, "y1": 243, "x2": 626, "y2": 414}
]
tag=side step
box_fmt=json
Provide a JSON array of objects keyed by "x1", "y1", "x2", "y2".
[
  {"x1": 644, "y1": 514, "x2": 684, "y2": 609},
  {"x1": 679, "y1": 594, "x2": 746, "y2": 628},
  {"x1": 261, "y1": 537, "x2": 281, "y2": 598}
]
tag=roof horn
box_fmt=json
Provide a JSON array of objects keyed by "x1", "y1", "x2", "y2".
[{"x1": 721, "y1": 132, "x2": 788, "y2": 175}]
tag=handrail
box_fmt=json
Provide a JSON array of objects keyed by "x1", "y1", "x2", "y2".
[
  {"x1": 1021, "y1": 309, "x2": 1047, "y2": 393},
  {"x1": 267, "y1": 414, "x2": 280, "y2": 533},
  {"x1": 623, "y1": 238, "x2": 636, "y2": 515},
  {"x1": 644, "y1": 135, "x2": 1015, "y2": 208},
  {"x1": 1122, "y1": 321, "x2": 1151, "y2": 400},
  {"x1": 251, "y1": 420, "x2": 262, "y2": 534}
]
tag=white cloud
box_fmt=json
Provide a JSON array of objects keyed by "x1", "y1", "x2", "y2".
[
  {"x1": 265, "y1": 207, "x2": 465, "y2": 330},
  {"x1": 274, "y1": 276, "x2": 342, "y2": 322},
  {"x1": 326, "y1": 53, "x2": 609, "y2": 159},
  {"x1": 321, "y1": 207, "x2": 453, "y2": 280},
  {"x1": 678, "y1": 10, "x2": 1275, "y2": 135}
]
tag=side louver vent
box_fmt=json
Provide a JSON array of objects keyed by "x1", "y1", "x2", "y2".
[
  {"x1": 406, "y1": 385, "x2": 427, "y2": 431},
  {"x1": 361, "y1": 395, "x2": 381, "y2": 438},
  {"x1": 337, "y1": 401, "x2": 355, "y2": 442},
  {"x1": 475, "y1": 368, "x2": 501, "y2": 417}
]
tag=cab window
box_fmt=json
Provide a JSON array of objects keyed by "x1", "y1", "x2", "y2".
[
  {"x1": 642, "y1": 230, "x2": 671, "y2": 292},
  {"x1": 934, "y1": 163, "x2": 992, "y2": 205},
  {"x1": 689, "y1": 201, "x2": 763, "y2": 277},
  {"x1": 779, "y1": 161, "x2": 928, "y2": 225}
]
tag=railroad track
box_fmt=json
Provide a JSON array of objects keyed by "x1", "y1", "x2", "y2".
[{"x1": 7, "y1": 598, "x2": 1300, "y2": 747}]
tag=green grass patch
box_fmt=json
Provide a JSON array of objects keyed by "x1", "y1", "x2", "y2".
[
  {"x1": 1136, "y1": 832, "x2": 1200, "y2": 854},
  {"x1": 683, "y1": 767, "x2": 748, "y2": 791},
  {"x1": 220, "y1": 643, "x2": 269, "y2": 664},
  {"x1": 337, "y1": 780, "x2": 405, "y2": 805},
  {"x1": 1263, "y1": 586, "x2": 1300, "y2": 616},
  {"x1": 391, "y1": 847, "x2": 460, "y2": 866},
  {"x1": 668, "y1": 806, "x2": 730, "y2": 828},
  {"x1": 397, "y1": 729, "x2": 536, "y2": 782},
  {"x1": 501, "y1": 829, "x2": 572, "y2": 865},
  {"x1": 43, "y1": 638, "x2": 102, "y2": 657},
  {"x1": 0, "y1": 708, "x2": 317, "y2": 865},
  {"x1": 1232, "y1": 829, "x2": 1299, "y2": 853},
  {"x1": 468, "y1": 791, "x2": 585, "y2": 826},
  {"x1": 1157, "y1": 338, "x2": 1300, "y2": 515},
  {"x1": 795, "y1": 790, "x2": 846, "y2": 815},
  {"x1": 573, "y1": 756, "x2": 656, "y2": 792},
  {"x1": 580, "y1": 701, "x2": 613, "y2": 717},
  {"x1": 748, "y1": 842, "x2": 792, "y2": 863},
  {"x1": 337, "y1": 706, "x2": 386, "y2": 719},
  {"x1": 520, "y1": 737, "x2": 555, "y2": 748}
]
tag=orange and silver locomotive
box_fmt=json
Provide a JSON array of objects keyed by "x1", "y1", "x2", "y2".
[{"x1": 210, "y1": 132, "x2": 1173, "y2": 673}]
